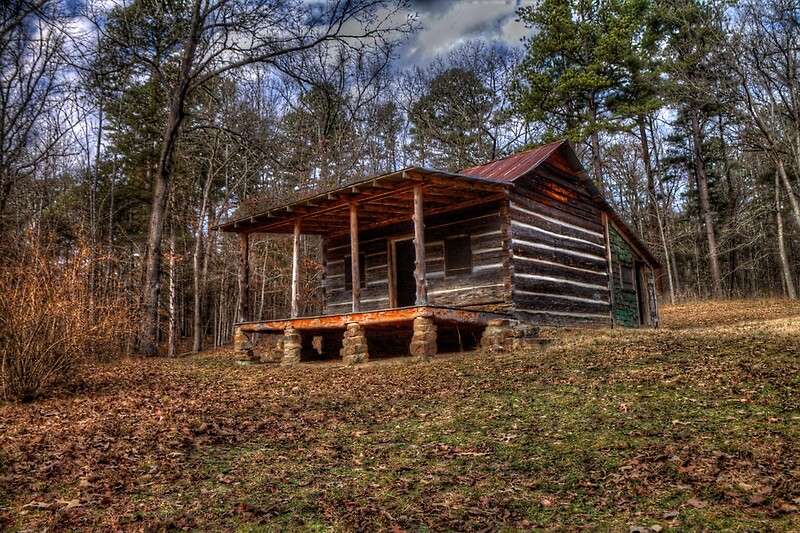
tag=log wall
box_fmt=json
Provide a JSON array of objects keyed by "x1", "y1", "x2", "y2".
[
  {"x1": 322, "y1": 202, "x2": 509, "y2": 315},
  {"x1": 608, "y1": 223, "x2": 658, "y2": 327},
  {"x1": 609, "y1": 223, "x2": 640, "y2": 327},
  {"x1": 508, "y1": 164, "x2": 613, "y2": 326}
]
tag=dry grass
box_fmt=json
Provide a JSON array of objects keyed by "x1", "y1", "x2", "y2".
[{"x1": 1, "y1": 299, "x2": 799, "y2": 531}]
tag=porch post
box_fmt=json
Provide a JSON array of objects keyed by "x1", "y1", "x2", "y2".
[
  {"x1": 350, "y1": 202, "x2": 361, "y2": 312},
  {"x1": 413, "y1": 183, "x2": 428, "y2": 305},
  {"x1": 291, "y1": 220, "x2": 300, "y2": 318},
  {"x1": 238, "y1": 232, "x2": 250, "y2": 322}
]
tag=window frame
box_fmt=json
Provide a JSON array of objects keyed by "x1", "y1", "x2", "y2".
[
  {"x1": 620, "y1": 262, "x2": 635, "y2": 291},
  {"x1": 443, "y1": 234, "x2": 473, "y2": 278}
]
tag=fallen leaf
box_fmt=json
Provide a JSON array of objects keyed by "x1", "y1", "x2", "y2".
[
  {"x1": 686, "y1": 497, "x2": 708, "y2": 509},
  {"x1": 58, "y1": 499, "x2": 82, "y2": 511},
  {"x1": 23, "y1": 501, "x2": 53, "y2": 510}
]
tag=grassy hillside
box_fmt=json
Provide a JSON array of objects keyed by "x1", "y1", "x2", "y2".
[{"x1": 2, "y1": 300, "x2": 800, "y2": 531}]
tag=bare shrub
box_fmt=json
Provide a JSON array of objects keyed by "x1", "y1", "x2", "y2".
[{"x1": 0, "y1": 237, "x2": 138, "y2": 402}]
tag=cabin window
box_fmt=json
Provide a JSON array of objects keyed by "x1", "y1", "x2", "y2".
[
  {"x1": 620, "y1": 263, "x2": 635, "y2": 291},
  {"x1": 444, "y1": 235, "x2": 472, "y2": 277},
  {"x1": 344, "y1": 253, "x2": 367, "y2": 290}
]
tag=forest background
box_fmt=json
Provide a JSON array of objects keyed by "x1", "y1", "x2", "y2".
[{"x1": 2, "y1": 0, "x2": 799, "y2": 400}]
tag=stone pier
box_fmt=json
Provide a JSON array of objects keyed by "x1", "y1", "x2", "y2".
[
  {"x1": 282, "y1": 326, "x2": 302, "y2": 365},
  {"x1": 233, "y1": 328, "x2": 256, "y2": 361},
  {"x1": 480, "y1": 319, "x2": 540, "y2": 354},
  {"x1": 409, "y1": 317, "x2": 437, "y2": 363},
  {"x1": 340, "y1": 322, "x2": 368, "y2": 365}
]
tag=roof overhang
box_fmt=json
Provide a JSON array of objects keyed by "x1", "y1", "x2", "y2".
[{"x1": 217, "y1": 167, "x2": 510, "y2": 236}]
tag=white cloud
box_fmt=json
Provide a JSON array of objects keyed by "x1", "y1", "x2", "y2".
[{"x1": 400, "y1": 0, "x2": 535, "y2": 66}]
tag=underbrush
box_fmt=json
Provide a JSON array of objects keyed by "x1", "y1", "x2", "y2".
[{"x1": 0, "y1": 239, "x2": 136, "y2": 402}]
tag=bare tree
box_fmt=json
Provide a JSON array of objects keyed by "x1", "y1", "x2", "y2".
[
  {"x1": 0, "y1": 0, "x2": 76, "y2": 240},
  {"x1": 92, "y1": 0, "x2": 414, "y2": 356}
]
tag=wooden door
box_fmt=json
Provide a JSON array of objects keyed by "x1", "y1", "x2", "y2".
[
  {"x1": 635, "y1": 262, "x2": 650, "y2": 326},
  {"x1": 392, "y1": 238, "x2": 416, "y2": 307}
]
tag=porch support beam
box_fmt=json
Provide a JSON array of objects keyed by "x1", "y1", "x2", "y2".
[
  {"x1": 238, "y1": 232, "x2": 250, "y2": 322},
  {"x1": 350, "y1": 202, "x2": 361, "y2": 312},
  {"x1": 291, "y1": 220, "x2": 301, "y2": 318},
  {"x1": 413, "y1": 183, "x2": 428, "y2": 305}
]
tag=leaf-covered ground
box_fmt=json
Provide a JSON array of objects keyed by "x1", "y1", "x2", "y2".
[{"x1": 2, "y1": 299, "x2": 800, "y2": 531}]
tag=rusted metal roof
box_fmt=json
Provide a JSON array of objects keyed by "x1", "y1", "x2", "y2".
[
  {"x1": 215, "y1": 140, "x2": 660, "y2": 269},
  {"x1": 459, "y1": 140, "x2": 566, "y2": 182},
  {"x1": 461, "y1": 140, "x2": 661, "y2": 269}
]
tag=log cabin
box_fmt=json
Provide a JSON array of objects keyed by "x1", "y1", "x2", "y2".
[{"x1": 220, "y1": 140, "x2": 660, "y2": 364}]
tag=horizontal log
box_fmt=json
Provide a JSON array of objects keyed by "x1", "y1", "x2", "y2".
[
  {"x1": 471, "y1": 231, "x2": 505, "y2": 249},
  {"x1": 534, "y1": 164, "x2": 596, "y2": 199},
  {"x1": 513, "y1": 291, "x2": 611, "y2": 315},
  {"x1": 509, "y1": 191, "x2": 603, "y2": 233},
  {"x1": 325, "y1": 296, "x2": 389, "y2": 313},
  {"x1": 514, "y1": 178, "x2": 600, "y2": 220},
  {"x1": 327, "y1": 238, "x2": 390, "y2": 256},
  {"x1": 429, "y1": 284, "x2": 505, "y2": 307},
  {"x1": 512, "y1": 309, "x2": 611, "y2": 327},
  {"x1": 426, "y1": 220, "x2": 500, "y2": 243},
  {"x1": 512, "y1": 240, "x2": 607, "y2": 272},
  {"x1": 513, "y1": 256, "x2": 608, "y2": 285},
  {"x1": 513, "y1": 273, "x2": 609, "y2": 302},
  {"x1": 511, "y1": 227, "x2": 607, "y2": 261},
  {"x1": 509, "y1": 202, "x2": 604, "y2": 245},
  {"x1": 325, "y1": 286, "x2": 389, "y2": 306}
]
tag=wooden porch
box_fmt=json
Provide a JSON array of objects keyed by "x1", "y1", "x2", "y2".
[
  {"x1": 236, "y1": 305, "x2": 508, "y2": 333},
  {"x1": 235, "y1": 306, "x2": 513, "y2": 364}
]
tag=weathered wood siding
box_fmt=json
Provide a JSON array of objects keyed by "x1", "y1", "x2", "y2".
[
  {"x1": 608, "y1": 224, "x2": 640, "y2": 327},
  {"x1": 508, "y1": 159, "x2": 612, "y2": 326},
  {"x1": 322, "y1": 202, "x2": 509, "y2": 315},
  {"x1": 609, "y1": 223, "x2": 658, "y2": 327}
]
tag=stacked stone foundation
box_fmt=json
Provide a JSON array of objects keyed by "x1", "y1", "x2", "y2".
[
  {"x1": 481, "y1": 319, "x2": 540, "y2": 354},
  {"x1": 410, "y1": 317, "x2": 437, "y2": 363},
  {"x1": 233, "y1": 328, "x2": 257, "y2": 361},
  {"x1": 281, "y1": 327, "x2": 302, "y2": 365},
  {"x1": 340, "y1": 322, "x2": 368, "y2": 365}
]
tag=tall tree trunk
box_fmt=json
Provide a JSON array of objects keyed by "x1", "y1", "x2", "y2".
[
  {"x1": 106, "y1": 153, "x2": 116, "y2": 290},
  {"x1": 690, "y1": 106, "x2": 723, "y2": 298},
  {"x1": 638, "y1": 115, "x2": 658, "y2": 238},
  {"x1": 192, "y1": 167, "x2": 214, "y2": 353},
  {"x1": 139, "y1": 0, "x2": 202, "y2": 356},
  {"x1": 168, "y1": 225, "x2": 178, "y2": 357},
  {"x1": 588, "y1": 103, "x2": 604, "y2": 193},
  {"x1": 141, "y1": 164, "x2": 169, "y2": 356},
  {"x1": 777, "y1": 159, "x2": 800, "y2": 230},
  {"x1": 717, "y1": 113, "x2": 738, "y2": 295},
  {"x1": 775, "y1": 172, "x2": 797, "y2": 299}
]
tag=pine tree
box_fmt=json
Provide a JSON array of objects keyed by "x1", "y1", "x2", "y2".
[{"x1": 514, "y1": 0, "x2": 650, "y2": 190}]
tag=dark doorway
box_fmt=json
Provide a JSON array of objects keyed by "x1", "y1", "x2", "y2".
[
  {"x1": 635, "y1": 262, "x2": 648, "y2": 326},
  {"x1": 394, "y1": 238, "x2": 416, "y2": 307}
]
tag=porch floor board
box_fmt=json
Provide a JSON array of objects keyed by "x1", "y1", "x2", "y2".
[{"x1": 236, "y1": 306, "x2": 509, "y2": 334}]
